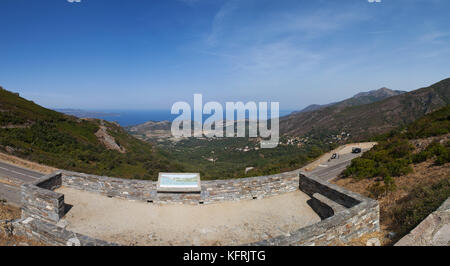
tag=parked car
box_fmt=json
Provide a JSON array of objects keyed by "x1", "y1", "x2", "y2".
[{"x1": 352, "y1": 147, "x2": 362, "y2": 154}]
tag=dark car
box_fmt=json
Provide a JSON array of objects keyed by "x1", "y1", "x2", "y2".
[{"x1": 352, "y1": 147, "x2": 362, "y2": 154}]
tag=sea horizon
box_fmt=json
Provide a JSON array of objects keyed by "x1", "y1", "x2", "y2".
[{"x1": 55, "y1": 108, "x2": 295, "y2": 127}]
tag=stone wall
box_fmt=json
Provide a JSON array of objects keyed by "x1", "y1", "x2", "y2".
[
  {"x1": 12, "y1": 217, "x2": 116, "y2": 246},
  {"x1": 299, "y1": 173, "x2": 361, "y2": 208},
  {"x1": 250, "y1": 174, "x2": 380, "y2": 246},
  {"x1": 59, "y1": 170, "x2": 379, "y2": 246},
  {"x1": 21, "y1": 173, "x2": 65, "y2": 223},
  {"x1": 16, "y1": 169, "x2": 380, "y2": 246},
  {"x1": 14, "y1": 172, "x2": 116, "y2": 246},
  {"x1": 60, "y1": 169, "x2": 301, "y2": 204}
]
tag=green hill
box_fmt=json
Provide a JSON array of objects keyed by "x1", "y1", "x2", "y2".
[{"x1": 0, "y1": 87, "x2": 183, "y2": 180}]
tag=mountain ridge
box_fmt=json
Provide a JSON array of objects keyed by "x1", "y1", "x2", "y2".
[
  {"x1": 296, "y1": 87, "x2": 406, "y2": 114},
  {"x1": 280, "y1": 78, "x2": 450, "y2": 140}
]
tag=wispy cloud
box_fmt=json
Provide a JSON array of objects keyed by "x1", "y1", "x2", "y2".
[
  {"x1": 206, "y1": 0, "x2": 239, "y2": 46},
  {"x1": 232, "y1": 40, "x2": 322, "y2": 73},
  {"x1": 199, "y1": 1, "x2": 372, "y2": 78},
  {"x1": 206, "y1": 2, "x2": 371, "y2": 45},
  {"x1": 418, "y1": 31, "x2": 450, "y2": 44},
  {"x1": 271, "y1": 9, "x2": 371, "y2": 38}
]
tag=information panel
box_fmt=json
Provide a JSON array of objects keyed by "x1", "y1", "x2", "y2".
[{"x1": 157, "y1": 173, "x2": 201, "y2": 193}]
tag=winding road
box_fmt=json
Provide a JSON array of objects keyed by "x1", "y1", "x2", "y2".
[
  {"x1": 307, "y1": 152, "x2": 368, "y2": 182},
  {"x1": 0, "y1": 161, "x2": 43, "y2": 207}
]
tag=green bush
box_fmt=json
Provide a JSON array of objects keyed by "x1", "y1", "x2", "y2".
[
  {"x1": 342, "y1": 158, "x2": 377, "y2": 180},
  {"x1": 412, "y1": 151, "x2": 430, "y2": 164},
  {"x1": 367, "y1": 176, "x2": 397, "y2": 199},
  {"x1": 435, "y1": 148, "x2": 450, "y2": 165},
  {"x1": 405, "y1": 105, "x2": 450, "y2": 139},
  {"x1": 391, "y1": 179, "x2": 450, "y2": 239},
  {"x1": 342, "y1": 138, "x2": 413, "y2": 180},
  {"x1": 413, "y1": 141, "x2": 450, "y2": 166}
]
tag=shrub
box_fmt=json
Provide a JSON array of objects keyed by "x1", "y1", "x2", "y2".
[
  {"x1": 415, "y1": 141, "x2": 450, "y2": 166},
  {"x1": 367, "y1": 176, "x2": 396, "y2": 199},
  {"x1": 390, "y1": 179, "x2": 450, "y2": 238},
  {"x1": 435, "y1": 149, "x2": 450, "y2": 165},
  {"x1": 342, "y1": 138, "x2": 413, "y2": 180},
  {"x1": 412, "y1": 151, "x2": 430, "y2": 164},
  {"x1": 367, "y1": 182, "x2": 386, "y2": 199},
  {"x1": 342, "y1": 158, "x2": 377, "y2": 180}
]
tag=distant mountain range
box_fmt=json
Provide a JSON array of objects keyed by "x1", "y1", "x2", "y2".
[
  {"x1": 294, "y1": 87, "x2": 406, "y2": 114},
  {"x1": 280, "y1": 78, "x2": 450, "y2": 140},
  {"x1": 127, "y1": 81, "x2": 449, "y2": 142}
]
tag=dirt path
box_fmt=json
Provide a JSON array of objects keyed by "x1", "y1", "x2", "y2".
[{"x1": 59, "y1": 187, "x2": 320, "y2": 246}]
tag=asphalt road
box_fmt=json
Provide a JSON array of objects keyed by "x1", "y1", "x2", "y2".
[
  {"x1": 0, "y1": 161, "x2": 43, "y2": 207},
  {"x1": 0, "y1": 161, "x2": 42, "y2": 183},
  {"x1": 0, "y1": 183, "x2": 22, "y2": 207},
  {"x1": 308, "y1": 151, "x2": 367, "y2": 182}
]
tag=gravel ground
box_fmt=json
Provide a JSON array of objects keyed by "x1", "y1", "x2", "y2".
[{"x1": 58, "y1": 187, "x2": 320, "y2": 246}]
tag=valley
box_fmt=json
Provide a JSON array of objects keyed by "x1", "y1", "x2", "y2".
[{"x1": 125, "y1": 79, "x2": 450, "y2": 180}]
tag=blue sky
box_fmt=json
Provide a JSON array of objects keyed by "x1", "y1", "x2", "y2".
[{"x1": 0, "y1": 0, "x2": 449, "y2": 110}]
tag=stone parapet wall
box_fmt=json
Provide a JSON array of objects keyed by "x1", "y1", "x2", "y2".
[
  {"x1": 21, "y1": 173, "x2": 65, "y2": 223},
  {"x1": 59, "y1": 170, "x2": 379, "y2": 246},
  {"x1": 12, "y1": 217, "x2": 116, "y2": 246},
  {"x1": 16, "y1": 169, "x2": 380, "y2": 246},
  {"x1": 60, "y1": 169, "x2": 301, "y2": 204},
  {"x1": 250, "y1": 174, "x2": 380, "y2": 246},
  {"x1": 15, "y1": 171, "x2": 117, "y2": 246}
]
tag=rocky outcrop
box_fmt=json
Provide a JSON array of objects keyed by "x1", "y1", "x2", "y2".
[
  {"x1": 95, "y1": 125, "x2": 126, "y2": 153},
  {"x1": 395, "y1": 198, "x2": 450, "y2": 246}
]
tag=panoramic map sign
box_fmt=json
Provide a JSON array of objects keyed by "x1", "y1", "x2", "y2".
[{"x1": 157, "y1": 173, "x2": 201, "y2": 193}]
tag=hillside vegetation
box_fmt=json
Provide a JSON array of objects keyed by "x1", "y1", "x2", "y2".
[
  {"x1": 158, "y1": 136, "x2": 331, "y2": 180},
  {"x1": 281, "y1": 78, "x2": 450, "y2": 140},
  {"x1": 342, "y1": 105, "x2": 450, "y2": 185},
  {"x1": 335, "y1": 105, "x2": 450, "y2": 242},
  {"x1": 0, "y1": 87, "x2": 182, "y2": 180}
]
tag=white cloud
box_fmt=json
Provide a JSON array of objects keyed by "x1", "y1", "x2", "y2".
[
  {"x1": 232, "y1": 40, "x2": 322, "y2": 73},
  {"x1": 198, "y1": 1, "x2": 372, "y2": 78},
  {"x1": 273, "y1": 9, "x2": 371, "y2": 38},
  {"x1": 418, "y1": 31, "x2": 450, "y2": 44},
  {"x1": 206, "y1": 0, "x2": 239, "y2": 46}
]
